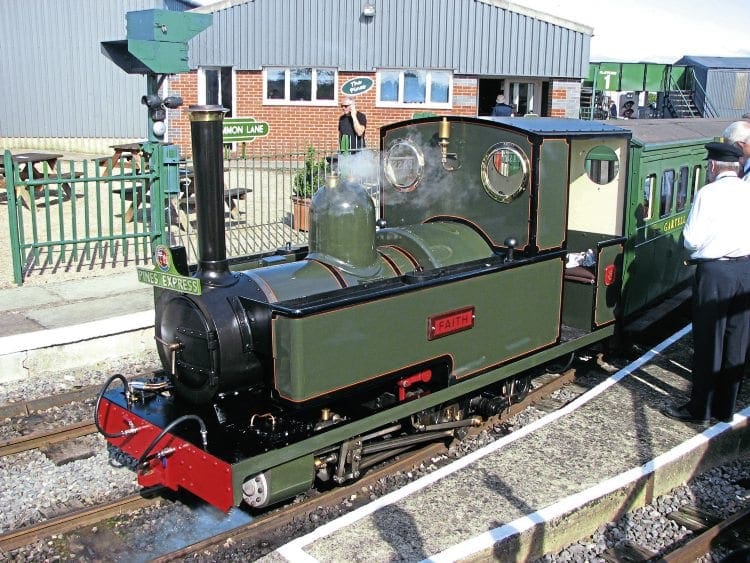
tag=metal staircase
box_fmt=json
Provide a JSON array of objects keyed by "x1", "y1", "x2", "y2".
[{"x1": 663, "y1": 90, "x2": 701, "y2": 118}]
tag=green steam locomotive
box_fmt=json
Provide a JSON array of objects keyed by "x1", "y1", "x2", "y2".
[{"x1": 96, "y1": 109, "x2": 729, "y2": 511}]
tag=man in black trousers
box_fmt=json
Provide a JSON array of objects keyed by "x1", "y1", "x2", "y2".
[{"x1": 662, "y1": 142, "x2": 750, "y2": 424}]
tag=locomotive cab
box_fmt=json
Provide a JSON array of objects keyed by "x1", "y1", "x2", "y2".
[{"x1": 562, "y1": 138, "x2": 629, "y2": 331}]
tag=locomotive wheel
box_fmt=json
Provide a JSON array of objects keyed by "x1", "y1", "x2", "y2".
[{"x1": 500, "y1": 374, "x2": 531, "y2": 403}]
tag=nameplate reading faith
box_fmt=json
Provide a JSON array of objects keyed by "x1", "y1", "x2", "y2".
[
  {"x1": 137, "y1": 268, "x2": 202, "y2": 295},
  {"x1": 427, "y1": 306, "x2": 475, "y2": 340}
]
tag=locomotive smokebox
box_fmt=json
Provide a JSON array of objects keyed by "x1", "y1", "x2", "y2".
[
  {"x1": 188, "y1": 105, "x2": 234, "y2": 286},
  {"x1": 307, "y1": 172, "x2": 381, "y2": 276}
]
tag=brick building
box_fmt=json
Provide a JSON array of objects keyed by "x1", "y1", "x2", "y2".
[
  {"x1": 0, "y1": 0, "x2": 592, "y2": 153},
  {"x1": 165, "y1": 0, "x2": 592, "y2": 152}
]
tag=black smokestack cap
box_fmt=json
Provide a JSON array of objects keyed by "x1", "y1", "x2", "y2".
[{"x1": 188, "y1": 105, "x2": 235, "y2": 286}]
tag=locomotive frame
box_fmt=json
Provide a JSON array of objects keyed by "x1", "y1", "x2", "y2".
[{"x1": 96, "y1": 111, "x2": 729, "y2": 512}]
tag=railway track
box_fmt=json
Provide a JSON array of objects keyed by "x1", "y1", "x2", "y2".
[
  {"x1": 660, "y1": 505, "x2": 750, "y2": 561},
  {"x1": 0, "y1": 421, "x2": 96, "y2": 457},
  {"x1": 0, "y1": 493, "x2": 161, "y2": 553},
  {"x1": 600, "y1": 505, "x2": 750, "y2": 561},
  {"x1": 0, "y1": 365, "x2": 584, "y2": 560}
]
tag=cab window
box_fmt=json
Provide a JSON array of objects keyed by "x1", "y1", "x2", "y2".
[
  {"x1": 659, "y1": 169, "x2": 675, "y2": 218},
  {"x1": 584, "y1": 145, "x2": 619, "y2": 185}
]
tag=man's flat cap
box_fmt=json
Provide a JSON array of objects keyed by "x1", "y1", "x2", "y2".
[{"x1": 705, "y1": 141, "x2": 743, "y2": 162}]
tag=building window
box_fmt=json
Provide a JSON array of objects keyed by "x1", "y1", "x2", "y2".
[
  {"x1": 199, "y1": 67, "x2": 234, "y2": 116},
  {"x1": 376, "y1": 70, "x2": 452, "y2": 108},
  {"x1": 264, "y1": 67, "x2": 337, "y2": 104}
]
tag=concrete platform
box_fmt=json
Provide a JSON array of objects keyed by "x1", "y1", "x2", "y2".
[
  {"x1": 270, "y1": 326, "x2": 750, "y2": 562},
  {"x1": 0, "y1": 271, "x2": 155, "y2": 382}
]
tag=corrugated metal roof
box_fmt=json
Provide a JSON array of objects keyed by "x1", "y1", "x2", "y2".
[
  {"x1": 483, "y1": 116, "x2": 627, "y2": 135},
  {"x1": 189, "y1": 0, "x2": 591, "y2": 78},
  {"x1": 613, "y1": 118, "x2": 734, "y2": 145},
  {"x1": 674, "y1": 56, "x2": 750, "y2": 70}
]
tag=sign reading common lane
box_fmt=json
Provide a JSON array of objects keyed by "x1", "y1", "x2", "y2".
[{"x1": 223, "y1": 117, "x2": 270, "y2": 142}]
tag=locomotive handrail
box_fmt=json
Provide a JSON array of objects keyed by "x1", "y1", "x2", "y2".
[
  {"x1": 596, "y1": 236, "x2": 627, "y2": 249},
  {"x1": 243, "y1": 250, "x2": 567, "y2": 317}
]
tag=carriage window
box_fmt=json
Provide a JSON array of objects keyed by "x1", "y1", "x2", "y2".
[
  {"x1": 584, "y1": 146, "x2": 619, "y2": 184},
  {"x1": 675, "y1": 166, "x2": 689, "y2": 212},
  {"x1": 642, "y1": 175, "x2": 654, "y2": 220},
  {"x1": 480, "y1": 142, "x2": 529, "y2": 203},
  {"x1": 692, "y1": 165, "x2": 702, "y2": 199},
  {"x1": 659, "y1": 169, "x2": 675, "y2": 218}
]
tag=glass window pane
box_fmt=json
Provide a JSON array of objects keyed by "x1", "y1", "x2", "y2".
[
  {"x1": 676, "y1": 166, "x2": 689, "y2": 211},
  {"x1": 205, "y1": 69, "x2": 219, "y2": 105},
  {"x1": 404, "y1": 71, "x2": 426, "y2": 103},
  {"x1": 659, "y1": 169, "x2": 674, "y2": 218},
  {"x1": 221, "y1": 67, "x2": 233, "y2": 117},
  {"x1": 316, "y1": 69, "x2": 335, "y2": 101},
  {"x1": 380, "y1": 71, "x2": 399, "y2": 102},
  {"x1": 692, "y1": 165, "x2": 701, "y2": 202},
  {"x1": 643, "y1": 175, "x2": 654, "y2": 220},
  {"x1": 291, "y1": 67, "x2": 312, "y2": 101},
  {"x1": 430, "y1": 72, "x2": 450, "y2": 103},
  {"x1": 266, "y1": 69, "x2": 285, "y2": 99}
]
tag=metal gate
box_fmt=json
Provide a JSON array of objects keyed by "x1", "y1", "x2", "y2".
[{"x1": 3, "y1": 148, "x2": 166, "y2": 285}]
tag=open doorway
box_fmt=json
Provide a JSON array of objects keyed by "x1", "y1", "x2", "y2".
[
  {"x1": 478, "y1": 78, "x2": 505, "y2": 116},
  {"x1": 479, "y1": 78, "x2": 547, "y2": 116}
]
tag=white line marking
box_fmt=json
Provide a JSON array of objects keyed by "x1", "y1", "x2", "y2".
[
  {"x1": 0, "y1": 311, "x2": 154, "y2": 355},
  {"x1": 425, "y1": 407, "x2": 748, "y2": 562},
  {"x1": 276, "y1": 324, "x2": 693, "y2": 562}
]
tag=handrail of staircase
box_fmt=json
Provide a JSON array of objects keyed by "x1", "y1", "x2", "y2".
[{"x1": 667, "y1": 73, "x2": 698, "y2": 118}]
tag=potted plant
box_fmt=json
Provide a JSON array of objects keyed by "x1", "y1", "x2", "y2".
[{"x1": 292, "y1": 146, "x2": 329, "y2": 231}]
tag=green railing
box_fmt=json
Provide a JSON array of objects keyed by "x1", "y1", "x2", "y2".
[
  {"x1": 3, "y1": 142, "x2": 371, "y2": 285},
  {"x1": 3, "y1": 149, "x2": 161, "y2": 285}
]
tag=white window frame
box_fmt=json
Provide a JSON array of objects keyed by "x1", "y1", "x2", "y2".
[
  {"x1": 263, "y1": 67, "x2": 338, "y2": 106},
  {"x1": 198, "y1": 66, "x2": 236, "y2": 115},
  {"x1": 375, "y1": 69, "x2": 453, "y2": 109}
]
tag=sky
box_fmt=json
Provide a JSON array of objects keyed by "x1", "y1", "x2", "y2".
[{"x1": 514, "y1": 0, "x2": 750, "y2": 63}]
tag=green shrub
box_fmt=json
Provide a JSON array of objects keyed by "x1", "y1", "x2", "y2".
[{"x1": 292, "y1": 146, "x2": 330, "y2": 198}]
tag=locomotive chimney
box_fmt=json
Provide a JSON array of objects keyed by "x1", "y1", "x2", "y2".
[{"x1": 188, "y1": 105, "x2": 234, "y2": 286}]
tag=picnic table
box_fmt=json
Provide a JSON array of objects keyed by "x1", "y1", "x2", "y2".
[
  {"x1": 177, "y1": 166, "x2": 250, "y2": 229},
  {"x1": 96, "y1": 142, "x2": 147, "y2": 175},
  {"x1": 11, "y1": 152, "x2": 73, "y2": 208}
]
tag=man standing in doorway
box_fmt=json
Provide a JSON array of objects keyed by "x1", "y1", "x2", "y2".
[
  {"x1": 338, "y1": 96, "x2": 366, "y2": 151},
  {"x1": 491, "y1": 94, "x2": 514, "y2": 117},
  {"x1": 661, "y1": 142, "x2": 750, "y2": 424}
]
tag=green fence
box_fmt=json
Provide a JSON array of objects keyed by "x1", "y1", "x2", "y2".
[{"x1": 2, "y1": 143, "x2": 373, "y2": 285}]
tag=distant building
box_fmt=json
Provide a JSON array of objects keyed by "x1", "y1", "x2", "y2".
[{"x1": 673, "y1": 56, "x2": 750, "y2": 119}]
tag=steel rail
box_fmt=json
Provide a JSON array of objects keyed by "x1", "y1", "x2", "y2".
[
  {"x1": 0, "y1": 493, "x2": 161, "y2": 552},
  {"x1": 0, "y1": 421, "x2": 96, "y2": 457}
]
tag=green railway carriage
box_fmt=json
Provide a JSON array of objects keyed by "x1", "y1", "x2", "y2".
[
  {"x1": 97, "y1": 112, "x2": 729, "y2": 512},
  {"x1": 615, "y1": 119, "x2": 732, "y2": 319}
]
